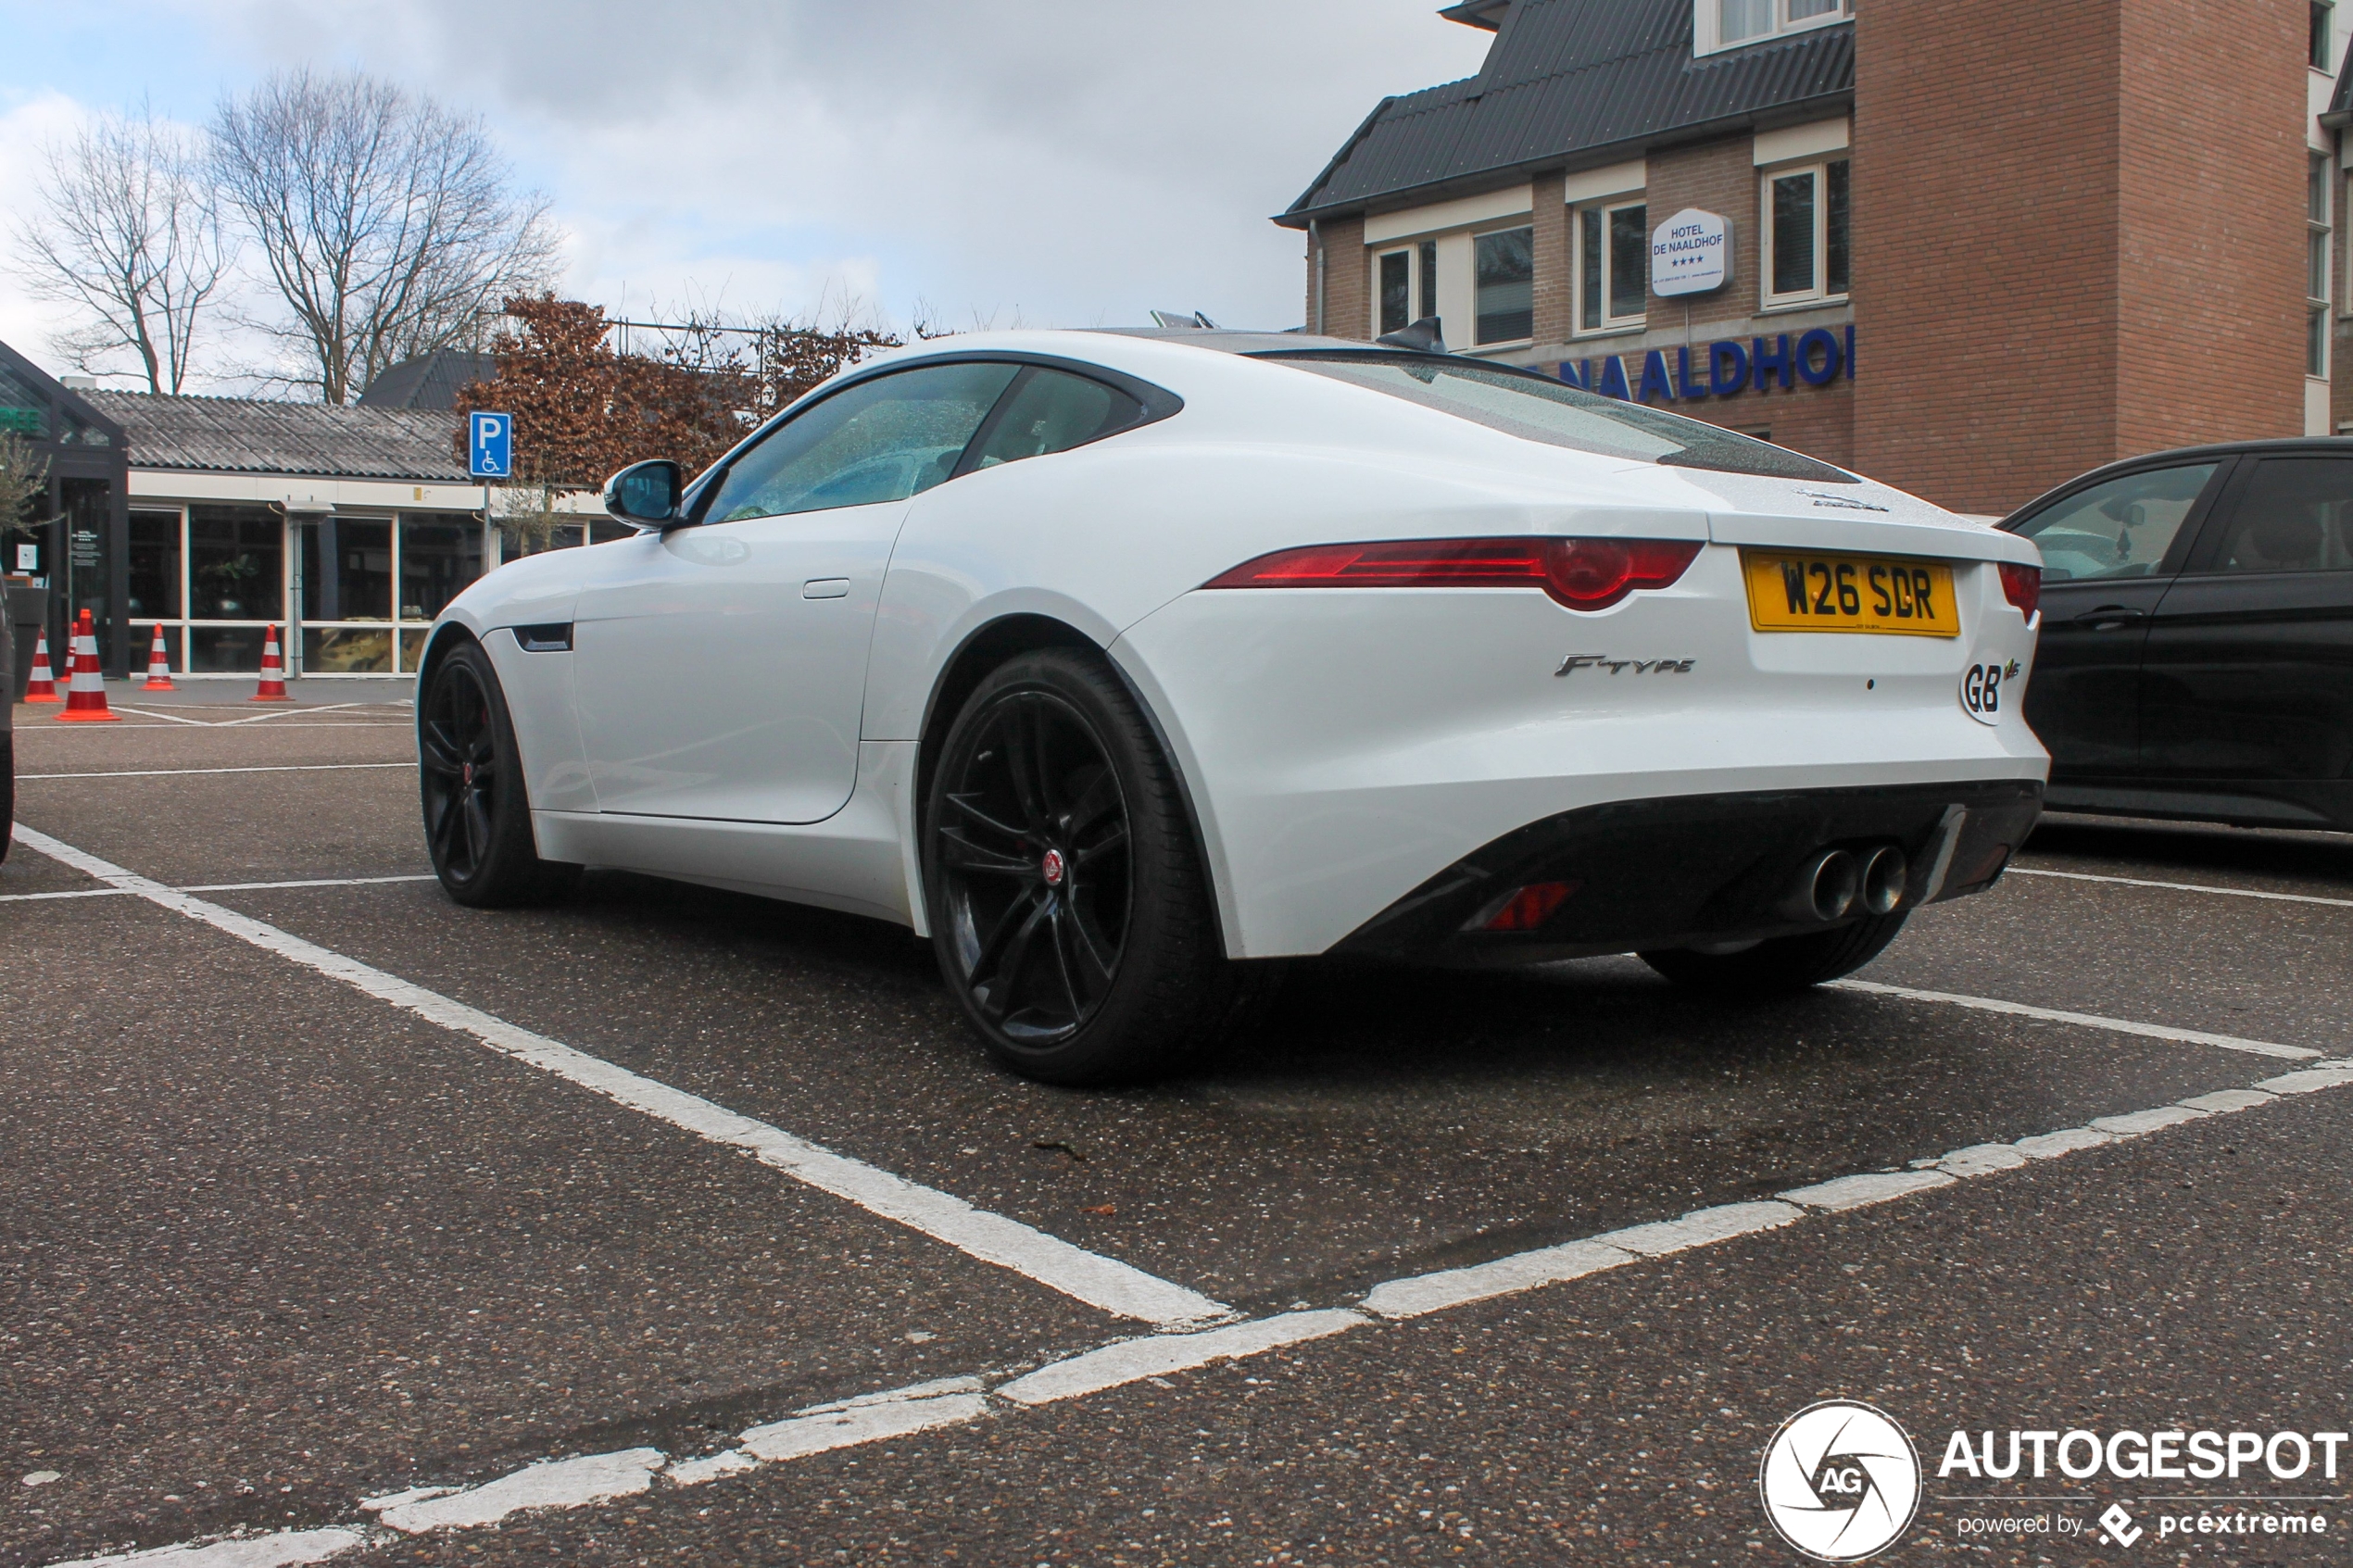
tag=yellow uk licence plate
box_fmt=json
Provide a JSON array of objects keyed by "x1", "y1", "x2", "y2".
[{"x1": 1742, "y1": 551, "x2": 1960, "y2": 637}]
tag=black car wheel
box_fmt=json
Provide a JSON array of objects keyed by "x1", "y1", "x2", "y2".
[
  {"x1": 924, "y1": 649, "x2": 1260, "y2": 1084},
  {"x1": 419, "y1": 639, "x2": 578, "y2": 908},
  {"x1": 1638, "y1": 911, "x2": 1910, "y2": 993}
]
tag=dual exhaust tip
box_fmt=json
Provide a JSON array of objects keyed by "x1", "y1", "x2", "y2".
[{"x1": 1787, "y1": 844, "x2": 1908, "y2": 924}]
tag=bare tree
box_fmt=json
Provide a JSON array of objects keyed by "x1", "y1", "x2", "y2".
[
  {"x1": 7, "y1": 104, "x2": 228, "y2": 394},
  {"x1": 0, "y1": 429, "x2": 48, "y2": 529},
  {"x1": 209, "y1": 69, "x2": 560, "y2": 405}
]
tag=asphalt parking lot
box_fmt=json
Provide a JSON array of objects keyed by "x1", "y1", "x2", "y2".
[{"x1": 6, "y1": 685, "x2": 2352, "y2": 1567}]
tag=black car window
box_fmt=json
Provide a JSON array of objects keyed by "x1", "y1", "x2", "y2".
[
  {"x1": 700, "y1": 362, "x2": 1019, "y2": 523},
  {"x1": 2201, "y1": 458, "x2": 2353, "y2": 574},
  {"x1": 1258, "y1": 352, "x2": 1855, "y2": 483},
  {"x1": 967, "y1": 369, "x2": 1140, "y2": 472},
  {"x1": 2007, "y1": 463, "x2": 2217, "y2": 582}
]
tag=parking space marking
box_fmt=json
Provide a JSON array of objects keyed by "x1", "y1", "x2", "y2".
[
  {"x1": 1829, "y1": 978, "x2": 2320, "y2": 1060},
  {"x1": 58, "y1": 1050, "x2": 2353, "y2": 1568},
  {"x1": 2009, "y1": 865, "x2": 2353, "y2": 909},
  {"x1": 0, "y1": 875, "x2": 433, "y2": 904},
  {"x1": 19, "y1": 764, "x2": 412, "y2": 781},
  {"x1": 7, "y1": 822, "x2": 1230, "y2": 1330}
]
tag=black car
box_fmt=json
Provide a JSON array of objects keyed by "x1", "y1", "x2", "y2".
[{"x1": 2001, "y1": 438, "x2": 2353, "y2": 831}]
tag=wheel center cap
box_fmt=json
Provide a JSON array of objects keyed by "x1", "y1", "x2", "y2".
[
  {"x1": 1040, "y1": 847, "x2": 1066, "y2": 886},
  {"x1": 462, "y1": 762, "x2": 474, "y2": 786}
]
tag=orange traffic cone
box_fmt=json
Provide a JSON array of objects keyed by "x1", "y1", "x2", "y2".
[
  {"x1": 142, "y1": 623, "x2": 176, "y2": 690},
  {"x1": 57, "y1": 608, "x2": 119, "y2": 722},
  {"x1": 250, "y1": 622, "x2": 292, "y2": 702},
  {"x1": 22, "y1": 624, "x2": 59, "y2": 702}
]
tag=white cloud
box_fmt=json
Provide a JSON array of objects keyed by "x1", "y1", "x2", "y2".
[{"x1": 3, "y1": 2, "x2": 1491, "y2": 377}]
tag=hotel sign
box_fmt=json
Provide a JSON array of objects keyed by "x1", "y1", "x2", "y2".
[{"x1": 1651, "y1": 207, "x2": 1730, "y2": 297}]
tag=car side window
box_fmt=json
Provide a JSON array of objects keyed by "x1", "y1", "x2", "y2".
[
  {"x1": 2007, "y1": 463, "x2": 2218, "y2": 583},
  {"x1": 2197, "y1": 458, "x2": 2353, "y2": 574},
  {"x1": 967, "y1": 369, "x2": 1143, "y2": 471},
  {"x1": 700, "y1": 362, "x2": 1020, "y2": 523}
]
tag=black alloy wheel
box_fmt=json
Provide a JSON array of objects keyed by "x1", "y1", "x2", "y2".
[
  {"x1": 419, "y1": 639, "x2": 577, "y2": 908},
  {"x1": 937, "y1": 689, "x2": 1133, "y2": 1042},
  {"x1": 925, "y1": 650, "x2": 1262, "y2": 1084}
]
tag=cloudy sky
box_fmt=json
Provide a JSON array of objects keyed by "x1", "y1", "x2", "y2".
[{"x1": 0, "y1": 1, "x2": 1491, "y2": 388}]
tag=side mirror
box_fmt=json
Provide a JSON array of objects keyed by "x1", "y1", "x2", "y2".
[{"x1": 603, "y1": 460, "x2": 684, "y2": 529}]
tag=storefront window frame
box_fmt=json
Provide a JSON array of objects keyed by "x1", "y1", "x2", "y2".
[{"x1": 130, "y1": 502, "x2": 488, "y2": 677}]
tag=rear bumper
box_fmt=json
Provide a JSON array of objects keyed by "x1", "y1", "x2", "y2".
[{"x1": 1333, "y1": 779, "x2": 2043, "y2": 964}]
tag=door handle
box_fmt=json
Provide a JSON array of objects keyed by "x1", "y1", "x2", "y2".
[{"x1": 2071, "y1": 606, "x2": 2146, "y2": 630}]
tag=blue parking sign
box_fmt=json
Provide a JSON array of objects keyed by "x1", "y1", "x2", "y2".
[{"x1": 469, "y1": 411, "x2": 513, "y2": 478}]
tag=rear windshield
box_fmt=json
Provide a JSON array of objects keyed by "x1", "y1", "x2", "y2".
[{"x1": 1257, "y1": 351, "x2": 1856, "y2": 483}]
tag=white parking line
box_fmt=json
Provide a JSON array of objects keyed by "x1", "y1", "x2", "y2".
[
  {"x1": 8, "y1": 822, "x2": 1229, "y2": 1332},
  {"x1": 70, "y1": 1047, "x2": 2352, "y2": 1568},
  {"x1": 0, "y1": 875, "x2": 433, "y2": 904},
  {"x1": 1829, "y1": 978, "x2": 2320, "y2": 1060},
  {"x1": 19, "y1": 763, "x2": 411, "y2": 781},
  {"x1": 2008, "y1": 865, "x2": 2353, "y2": 909}
]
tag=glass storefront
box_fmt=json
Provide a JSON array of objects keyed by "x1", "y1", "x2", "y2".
[{"x1": 127, "y1": 505, "x2": 492, "y2": 677}]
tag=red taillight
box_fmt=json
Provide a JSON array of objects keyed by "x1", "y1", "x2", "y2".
[
  {"x1": 1997, "y1": 561, "x2": 2041, "y2": 624},
  {"x1": 1476, "y1": 880, "x2": 1580, "y2": 933},
  {"x1": 1203, "y1": 537, "x2": 1703, "y2": 612}
]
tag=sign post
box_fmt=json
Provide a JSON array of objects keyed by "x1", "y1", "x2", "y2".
[{"x1": 469, "y1": 411, "x2": 512, "y2": 569}]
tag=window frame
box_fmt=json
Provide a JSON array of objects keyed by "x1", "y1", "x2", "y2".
[
  {"x1": 1470, "y1": 222, "x2": 1538, "y2": 349},
  {"x1": 682, "y1": 354, "x2": 1182, "y2": 527},
  {"x1": 1695, "y1": 0, "x2": 1854, "y2": 56},
  {"x1": 1759, "y1": 157, "x2": 1852, "y2": 310},
  {"x1": 1574, "y1": 195, "x2": 1651, "y2": 337},
  {"x1": 2309, "y1": 156, "x2": 2333, "y2": 380}
]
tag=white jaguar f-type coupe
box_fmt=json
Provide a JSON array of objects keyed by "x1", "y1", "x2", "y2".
[{"x1": 419, "y1": 329, "x2": 2047, "y2": 1082}]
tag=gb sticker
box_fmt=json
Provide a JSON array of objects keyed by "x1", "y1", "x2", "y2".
[{"x1": 1959, "y1": 657, "x2": 2020, "y2": 725}]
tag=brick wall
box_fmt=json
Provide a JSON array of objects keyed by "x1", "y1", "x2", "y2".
[
  {"x1": 1530, "y1": 171, "x2": 1572, "y2": 347},
  {"x1": 1854, "y1": 0, "x2": 2307, "y2": 514},
  {"x1": 1304, "y1": 215, "x2": 1369, "y2": 340},
  {"x1": 2116, "y1": 0, "x2": 2306, "y2": 455}
]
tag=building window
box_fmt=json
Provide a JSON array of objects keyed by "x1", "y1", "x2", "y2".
[
  {"x1": 1701, "y1": 0, "x2": 1853, "y2": 54},
  {"x1": 1763, "y1": 158, "x2": 1851, "y2": 307},
  {"x1": 1378, "y1": 249, "x2": 1411, "y2": 335},
  {"x1": 1374, "y1": 243, "x2": 1441, "y2": 336},
  {"x1": 2314, "y1": 2, "x2": 2334, "y2": 69},
  {"x1": 2310, "y1": 156, "x2": 2332, "y2": 378},
  {"x1": 1577, "y1": 199, "x2": 1649, "y2": 333},
  {"x1": 1474, "y1": 226, "x2": 1535, "y2": 345}
]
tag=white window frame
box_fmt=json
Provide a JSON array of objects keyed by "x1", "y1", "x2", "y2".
[
  {"x1": 1370, "y1": 241, "x2": 1441, "y2": 337},
  {"x1": 1573, "y1": 195, "x2": 1650, "y2": 337},
  {"x1": 2310, "y1": 155, "x2": 2333, "y2": 380},
  {"x1": 1759, "y1": 157, "x2": 1851, "y2": 310},
  {"x1": 1695, "y1": 0, "x2": 1854, "y2": 57}
]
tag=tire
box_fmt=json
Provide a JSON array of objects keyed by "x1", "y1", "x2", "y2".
[
  {"x1": 418, "y1": 639, "x2": 578, "y2": 909},
  {"x1": 1638, "y1": 912, "x2": 1910, "y2": 995},
  {"x1": 922, "y1": 649, "x2": 1258, "y2": 1085},
  {"x1": 0, "y1": 729, "x2": 12, "y2": 867}
]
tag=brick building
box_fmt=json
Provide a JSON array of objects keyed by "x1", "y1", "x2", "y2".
[{"x1": 1278, "y1": 0, "x2": 2345, "y2": 517}]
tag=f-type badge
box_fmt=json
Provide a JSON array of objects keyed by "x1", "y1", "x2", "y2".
[{"x1": 1556, "y1": 654, "x2": 1697, "y2": 677}]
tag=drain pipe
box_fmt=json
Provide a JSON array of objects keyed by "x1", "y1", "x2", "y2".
[{"x1": 1310, "y1": 219, "x2": 1326, "y2": 336}]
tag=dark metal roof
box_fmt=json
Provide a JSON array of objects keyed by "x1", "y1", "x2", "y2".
[
  {"x1": 355, "y1": 349, "x2": 497, "y2": 411},
  {"x1": 84, "y1": 391, "x2": 468, "y2": 482},
  {"x1": 1280, "y1": 0, "x2": 1853, "y2": 226}
]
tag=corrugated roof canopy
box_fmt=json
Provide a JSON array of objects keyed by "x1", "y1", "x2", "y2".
[
  {"x1": 1281, "y1": 0, "x2": 1853, "y2": 225},
  {"x1": 83, "y1": 391, "x2": 467, "y2": 482}
]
